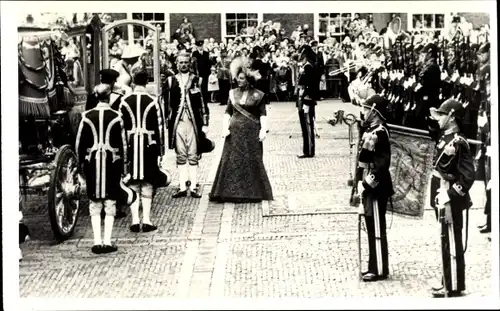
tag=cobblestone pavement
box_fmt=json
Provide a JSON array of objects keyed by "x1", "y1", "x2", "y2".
[{"x1": 20, "y1": 100, "x2": 492, "y2": 299}]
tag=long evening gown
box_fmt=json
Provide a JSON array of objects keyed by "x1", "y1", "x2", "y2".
[{"x1": 209, "y1": 87, "x2": 274, "y2": 203}]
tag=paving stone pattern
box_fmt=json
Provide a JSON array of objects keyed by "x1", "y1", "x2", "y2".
[{"x1": 19, "y1": 100, "x2": 492, "y2": 299}]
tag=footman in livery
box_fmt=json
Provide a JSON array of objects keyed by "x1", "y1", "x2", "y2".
[
  {"x1": 75, "y1": 84, "x2": 137, "y2": 254},
  {"x1": 162, "y1": 52, "x2": 211, "y2": 199},
  {"x1": 119, "y1": 70, "x2": 165, "y2": 233}
]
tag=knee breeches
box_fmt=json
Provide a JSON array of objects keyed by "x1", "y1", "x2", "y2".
[{"x1": 175, "y1": 119, "x2": 198, "y2": 166}]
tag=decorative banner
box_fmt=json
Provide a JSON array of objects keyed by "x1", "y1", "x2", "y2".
[{"x1": 387, "y1": 124, "x2": 436, "y2": 218}]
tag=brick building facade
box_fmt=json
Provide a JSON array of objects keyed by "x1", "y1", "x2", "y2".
[{"x1": 105, "y1": 12, "x2": 489, "y2": 43}]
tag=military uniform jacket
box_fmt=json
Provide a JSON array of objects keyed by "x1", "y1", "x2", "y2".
[
  {"x1": 357, "y1": 123, "x2": 394, "y2": 198},
  {"x1": 432, "y1": 131, "x2": 475, "y2": 210},
  {"x1": 297, "y1": 61, "x2": 317, "y2": 108},
  {"x1": 119, "y1": 89, "x2": 164, "y2": 183},
  {"x1": 75, "y1": 103, "x2": 127, "y2": 201},
  {"x1": 85, "y1": 91, "x2": 123, "y2": 111},
  {"x1": 162, "y1": 73, "x2": 210, "y2": 154}
]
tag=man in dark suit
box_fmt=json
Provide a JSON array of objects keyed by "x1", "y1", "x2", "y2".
[{"x1": 192, "y1": 40, "x2": 212, "y2": 106}]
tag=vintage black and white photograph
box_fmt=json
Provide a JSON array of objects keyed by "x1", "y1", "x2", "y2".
[{"x1": 1, "y1": 0, "x2": 498, "y2": 309}]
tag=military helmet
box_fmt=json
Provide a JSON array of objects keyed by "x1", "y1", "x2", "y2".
[
  {"x1": 361, "y1": 94, "x2": 388, "y2": 120},
  {"x1": 429, "y1": 98, "x2": 466, "y2": 120}
]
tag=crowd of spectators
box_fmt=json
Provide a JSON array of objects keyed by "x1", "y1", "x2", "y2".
[{"x1": 103, "y1": 15, "x2": 488, "y2": 103}]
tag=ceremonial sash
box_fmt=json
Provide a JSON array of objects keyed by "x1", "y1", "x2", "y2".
[{"x1": 233, "y1": 102, "x2": 259, "y2": 124}]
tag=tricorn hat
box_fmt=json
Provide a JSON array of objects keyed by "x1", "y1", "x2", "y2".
[{"x1": 99, "y1": 69, "x2": 120, "y2": 84}]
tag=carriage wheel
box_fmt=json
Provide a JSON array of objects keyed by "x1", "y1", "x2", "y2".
[{"x1": 48, "y1": 145, "x2": 82, "y2": 241}]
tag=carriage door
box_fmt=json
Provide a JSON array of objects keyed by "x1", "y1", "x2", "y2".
[{"x1": 102, "y1": 20, "x2": 160, "y2": 96}]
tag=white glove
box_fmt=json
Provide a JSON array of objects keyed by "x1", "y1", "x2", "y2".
[
  {"x1": 222, "y1": 128, "x2": 230, "y2": 138},
  {"x1": 122, "y1": 173, "x2": 131, "y2": 185},
  {"x1": 478, "y1": 114, "x2": 488, "y2": 127},
  {"x1": 303, "y1": 105, "x2": 310, "y2": 114},
  {"x1": 259, "y1": 129, "x2": 267, "y2": 142},
  {"x1": 435, "y1": 188, "x2": 451, "y2": 206},
  {"x1": 201, "y1": 126, "x2": 209, "y2": 134},
  {"x1": 357, "y1": 181, "x2": 364, "y2": 192}
]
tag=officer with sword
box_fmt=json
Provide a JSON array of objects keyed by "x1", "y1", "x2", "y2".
[
  {"x1": 355, "y1": 94, "x2": 394, "y2": 282},
  {"x1": 428, "y1": 98, "x2": 475, "y2": 298}
]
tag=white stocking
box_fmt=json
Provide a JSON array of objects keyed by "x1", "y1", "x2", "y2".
[
  {"x1": 188, "y1": 165, "x2": 198, "y2": 191},
  {"x1": 142, "y1": 197, "x2": 153, "y2": 225},
  {"x1": 91, "y1": 215, "x2": 102, "y2": 245},
  {"x1": 178, "y1": 164, "x2": 188, "y2": 191},
  {"x1": 103, "y1": 216, "x2": 114, "y2": 246},
  {"x1": 130, "y1": 198, "x2": 140, "y2": 225}
]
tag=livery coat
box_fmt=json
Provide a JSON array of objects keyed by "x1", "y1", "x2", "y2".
[
  {"x1": 162, "y1": 73, "x2": 210, "y2": 155},
  {"x1": 357, "y1": 123, "x2": 395, "y2": 199},
  {"x1": 75, "y1": 103, "x2": 127, "y2": 201},
  {"x1": 119, "y1": 88, "x2": 164, "y2": 183}
]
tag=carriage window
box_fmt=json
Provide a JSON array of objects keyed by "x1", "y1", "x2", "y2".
[
  {"x1": 131, "y1": 12, "x2": 167, "y2": 47},
  {"x1": 65, "y1": 35, "x2": 86, "y2": 89}
]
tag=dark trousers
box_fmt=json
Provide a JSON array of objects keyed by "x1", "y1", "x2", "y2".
[
  {"x1": 485, "y1": 188, "x2": 491, "y2": 226},
  {"x1": 364, "y1": 195, "x2": 389, "y2": 276},
  {"x1": 298, "y1": 104, "x2": 315, "y2": 157},
  {"x1": 218, "y1": 79, "x2": 231, "y2": 105},
  {"x1": 431, "y1": 176, "x2": 466, "y2": 292},
  {"x1": 201, "y1": 75, "x2": 209, "y2": 104}
]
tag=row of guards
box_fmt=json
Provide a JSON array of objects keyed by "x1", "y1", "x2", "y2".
[
  {"x1": 333, "y1": 16, "x2": 491, "y2": 296},
  {"x1": 18, "y1": 14, "x2": 163, "y2": 242},
  {"x1": 343, "y1": 16, "x2": 490, "y2": 154}
]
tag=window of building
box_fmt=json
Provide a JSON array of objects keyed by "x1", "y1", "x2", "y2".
[
  {"x1": 222, "y1": 13, "x2": 263, "y2": 39},
  {"x1": 131, "y1": 13, "x2": 167, "y2": 47},
  {"x1": 315, "y1": 13, "x2": 374, "y2": 44},
  {"x1": 408, "y1": 13, "x2": 447, "y2": 35}
]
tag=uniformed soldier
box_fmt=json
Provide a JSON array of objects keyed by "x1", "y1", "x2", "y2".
[
  {"x1": 75, "y1": 84, "x2": 137, "y2": 254},
  {"x1": 476, "y1": 41, "x2": 491, "y2": 234},
  {"x1": 415, "y1": 42, "x2": 441, "y2": 129},
  {"x1": 119, "y1": 70, "x2": 165, "y2": 233},
  {"x1": 428, "y1": 98, "x2": 475, "y2": 298},
  {"x1": 357, "y1": 94, "x2": 394, "y2": 282},
  {"x1": 85, "y1": 69, "x2": 123, "y2": 111},
  {"x1": 296, "y1": 45, "x2": 317, "y2": 158}
]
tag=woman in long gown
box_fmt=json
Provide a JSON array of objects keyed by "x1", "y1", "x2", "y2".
[{"x1": 209, "y1": 57, "x2": 274, "y2": 203}]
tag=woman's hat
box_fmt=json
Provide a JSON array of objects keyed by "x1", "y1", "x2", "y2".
[{"x1": 121, "y1": 45, "x2": 146, "y2": 59}]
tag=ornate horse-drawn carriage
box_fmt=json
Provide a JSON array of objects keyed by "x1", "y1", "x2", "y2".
[{"x1": 18, "y1": 14, "x2": 103, "y2": 241}]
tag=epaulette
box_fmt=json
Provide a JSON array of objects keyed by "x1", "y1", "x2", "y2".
[
  {"x1": 453, "y1": 133, "x2": 470, "y2": 151},
  {"x1": 374, "y1": 123, "x2": 390, "y2": 138}
]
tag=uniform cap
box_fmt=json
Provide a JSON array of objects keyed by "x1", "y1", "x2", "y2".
[
  {"x1": 99, "y1": 69, "x2": 120, "y2": 84},
  {"x1": 309, "y1": 39, "x2": 318, "y2": 47},
  {"x1": 429, "y1": 98, "x2": 466, "y2": 120}
]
